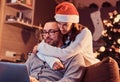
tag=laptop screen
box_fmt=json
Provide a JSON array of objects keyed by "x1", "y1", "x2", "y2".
[{"x1": 0, "y1": 62, "x2": 30, "y2": 82}]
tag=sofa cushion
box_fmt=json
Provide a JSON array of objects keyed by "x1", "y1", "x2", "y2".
[{"x1": 82, "y1": 57, "x2": 120, "y2": 82}]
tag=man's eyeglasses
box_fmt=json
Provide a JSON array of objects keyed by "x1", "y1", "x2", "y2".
[{"x1": 41, "y1": 29, "x2": 60, "y2": 35}]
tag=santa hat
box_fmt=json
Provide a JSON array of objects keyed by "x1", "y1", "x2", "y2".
[{"x1": 54, "y1": 2, "x2": 79, "y2": 23}]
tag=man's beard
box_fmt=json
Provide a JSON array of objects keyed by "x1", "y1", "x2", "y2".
[{"x1": 44, "y1": 37, "x2": 57, "y2": 46}]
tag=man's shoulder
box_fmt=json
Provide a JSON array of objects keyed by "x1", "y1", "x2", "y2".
[{"x1": 26, "y1": 53, "x2": 44, "y2": 64}]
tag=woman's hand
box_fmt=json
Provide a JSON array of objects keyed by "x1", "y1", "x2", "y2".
[
  {"x1": 32, "y1": 45, "x2": 38, "y2": 55},
  {"x1": 52, "y1": 61, "x2": 64, "y2": 70},
  {"x1": 29, "y1": 76, "x2": 39, "y2": 82}
]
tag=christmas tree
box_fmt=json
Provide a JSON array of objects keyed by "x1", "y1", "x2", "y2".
[{"x1": 96, "y1": 10, "x2": 120, "y2": 67}]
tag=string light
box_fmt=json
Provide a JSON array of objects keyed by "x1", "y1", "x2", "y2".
[
  {"x1": 117, "y1": 38, "x2": 120, "y2": 44},
  {"x1": 114, "y1": 14, "x2": 120, "y2": 23},
  {"x1": 99, "y1": 46, "x2": 105, "y2": 52}
]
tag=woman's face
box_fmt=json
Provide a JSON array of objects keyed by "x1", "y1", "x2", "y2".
[{"x1": 57, "y1": 22, "x2": 72, "y2": 35}]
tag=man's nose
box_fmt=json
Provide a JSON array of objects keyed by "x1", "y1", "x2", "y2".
[
  {"x1": 44, "y1": 35, "x2": 49, "y2": 40},
  {"x1": 45, "y1": 33, "x2": 49, "y2": 37},
  {"x1": 59, "y1": 25, "x2": 64, "y2": 30}
]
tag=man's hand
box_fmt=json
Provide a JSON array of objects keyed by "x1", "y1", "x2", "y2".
[
  {"x1": 29, "y1": 76, "x2": 39, "y2": 82},
  {"x1": 52, "y1": 61, "x2": 64, "y2": 70}
]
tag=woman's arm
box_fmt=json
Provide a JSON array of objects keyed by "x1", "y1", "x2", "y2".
[
  {"x1": 30, "y1": 45, "x2": 64, "y2": 70},
  {"x1": 36, "y1": 52, "x2": 63, "y2": 69},
  {"x1": 38, "y1": 28, "x2": 93, "y2": 61}
]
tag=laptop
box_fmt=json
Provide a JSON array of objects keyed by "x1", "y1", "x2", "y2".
[{"x1": 0, "y1": 62, "x2": 30, "y2": 82}]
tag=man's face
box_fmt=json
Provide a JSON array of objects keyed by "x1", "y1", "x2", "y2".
[{"x1": 42, "y1": 22, "x2": 61, "y2": 46}]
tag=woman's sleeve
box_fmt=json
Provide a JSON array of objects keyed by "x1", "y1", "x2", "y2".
[
  {"x1": 38, "y1": 28, "x2": 92, "y2": 61},
  {"x1": 36, "y1": 52, "x2": 61, "y2": 69}
]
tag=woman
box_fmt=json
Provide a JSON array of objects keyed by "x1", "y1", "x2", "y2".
[{"x1": 37, "y1": 2, "x2": 99, "y2": 66}]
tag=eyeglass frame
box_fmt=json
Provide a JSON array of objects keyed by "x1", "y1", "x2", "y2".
[{"x1": 41, "y1": 29, "x2": 60, "y2": 36}]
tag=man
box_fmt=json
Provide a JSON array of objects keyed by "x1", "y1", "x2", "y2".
[{"x1": 25, "y1": 21, "x2": 85, "y2": 82}]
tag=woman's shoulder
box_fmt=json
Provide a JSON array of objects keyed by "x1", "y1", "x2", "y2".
[
  {"x1": 80, "y1": 27, "x2": 91, "y2": 34},
  {"x1": 78, "y1": 24, "x2": 90, "y2": 31},
  {"x1": 76, "y1": 27, "x2": 92, "y2": 38}
]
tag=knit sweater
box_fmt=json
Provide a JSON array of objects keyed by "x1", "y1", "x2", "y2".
[{"x1": 25, "y1": 54, "x2": 86, "y2": 82}]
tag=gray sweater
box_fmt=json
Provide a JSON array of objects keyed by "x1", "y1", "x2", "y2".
[{"x1": 25, "y1": 54, "x2": 86, "y2": 82}]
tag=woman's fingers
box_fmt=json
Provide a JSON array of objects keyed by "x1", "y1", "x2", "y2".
[
  {"x1": 29, "y1": 76, "x2": 39, "y2": 82},
  {"x1": 53, "y1": 61, "x2": 64, "y2": 70}
]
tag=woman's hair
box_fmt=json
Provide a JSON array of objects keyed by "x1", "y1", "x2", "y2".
[{"x1": 63, "y1": 23, "x2": 86, "y2": 43}]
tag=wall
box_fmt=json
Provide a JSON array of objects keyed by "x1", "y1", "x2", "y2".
[
  {"x1": 33, "y1": 0, "x2": 57, "y2": 26},
  {"x1": 0, "y1": 1, "x2": 38, "y2": 61},
  {"x1": 0, "y1": 0, "x2": 58, "y2": 61},
  {"x1": 0, "y1": 0, "x2": 4, "y2": 53},
  {"x1": 55, "y1": 0, "x2": 119, "y2": 8},
  {"x1": 78, "y1": 7, "x2": 117, "y2": 33}
]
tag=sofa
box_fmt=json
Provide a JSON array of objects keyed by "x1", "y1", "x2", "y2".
[
  {"x1": 82, "y1": 57, "x2": 120, "y2": 82},
  {"x1": 0, "y1": 56, "x2": 119, "y2": 82}
]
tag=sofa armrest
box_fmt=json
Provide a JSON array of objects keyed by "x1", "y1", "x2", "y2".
[{"x1": 82, "y1": 57, "x2": 120, "y2": 82}]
